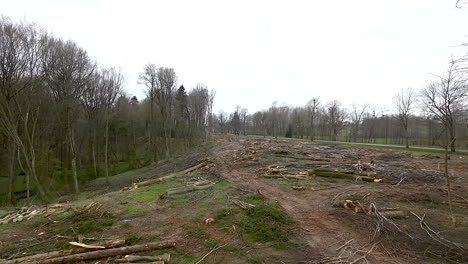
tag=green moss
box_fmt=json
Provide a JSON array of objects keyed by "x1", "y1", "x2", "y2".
[
  {"x1": 0, "y1": 222, "x2": 15, "y2": 231},
  {"x1": 124, "y1": 204, "x2": 147, "y2": 214},
  {"x1": 215, "y1": 194, "x2": 292, "y2": 249},
  {"x1": 128, "y1": 182, "x2": 179, "y2": 203}
]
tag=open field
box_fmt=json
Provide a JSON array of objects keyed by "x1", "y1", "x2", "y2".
[{"x1": 0, "y1": 134, "x2": 467, "y2": 263}]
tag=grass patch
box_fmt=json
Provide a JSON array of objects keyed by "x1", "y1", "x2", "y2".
[
  {"x1": 0, "y1": 210, "x2": 11, "y2": 218},
  {"x1": 215, "y1": 194, "x2": 292, "y2": 248},
  {"x1": 128, "y1": 182, "x2": 179, "y2": 203},
  {"x1": 52, "y1": 210, "x2": 75, "y2": 220},
  {"x1": 0, "y1": 222, "x2": 15, "y2": 231},
  {"x1": 184, "y1": 225, "x2": 210, "y2": 240},
  {"x1": 124, "y1": 204, "x2": 147, "y2": 214}
]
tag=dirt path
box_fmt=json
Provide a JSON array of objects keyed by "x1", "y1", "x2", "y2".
[{"x1": 206, "y1": 134, "x2": 436, "y2": 263}]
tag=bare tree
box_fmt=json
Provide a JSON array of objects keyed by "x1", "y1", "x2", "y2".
[
  {"x1": 100, "y1": 68, "x2": 124, "y2": 184},
  {"x1": 350, "y1": 104, "x2": 368, "y2": 142},
  {"x1": 421, "y1": 59, "x2": 468, "y2": 225},
  {"x1": 306, "y1": 98, "x2": 320, "y2": 140},
  {"x1": 326, "y1": 100, "x2": 347, "y2": 141},
  {"x1": 0, "y1": 18, "x2": 48, "y2": 199},
  {"x1": 394, "y1": 88, "x2": 416, "y2": 148},
  {"x1": 43, "y1": 38, "x2": 96, "y2": 193},
  {"x1": 240, "y1": 108, "x2": 248, "y2": 135},
  {"x1": 421, "y1": 60, "x2": 467, "y2": 152},
  {"x1": 138, "y1": 63, "x2": 158, "y2": 160}
]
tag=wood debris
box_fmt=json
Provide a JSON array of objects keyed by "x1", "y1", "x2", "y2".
[
  {"x1": 0, "y1": 204, "x2": 72, "y2": 225},
  {"x1": 232, "y1": 199, "x2": 256, "y2": 209},
  {"x1": 68, "y1": 242, "x2": 105, "y2": 249},
  {"x1": 114, "y1": 253, "x2": 171, "y2": 263},
  {"x1": 204, "y1": 218, "x2": 215, "y2": 225},
  {"x1": 123, "y1": 162, "x2": 206, "y2": 191},
  {"x1": 342, "y1": 200, "x2": 406, "y2": 219},
  {"x1": 312, "y1": 168, "x2": 382, "y2": 182},
  {"x1": 1, "y1": 239, "x2": 125, "y2": 264},
  {"x1": 4, "y1": 240, "x2": 176, "y2": 264},
  {"x1": 291, "y1": 186, "x2": 306, "y2": 191},
  {"x1": 160, "y1": 180, "x2": 214, "y2": 199}
]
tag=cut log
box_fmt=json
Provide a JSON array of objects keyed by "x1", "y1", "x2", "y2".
[
  {"x1": 2, "y1": 239, "x2": 125, "y2": 264},
  {"x1": 25, "y1": 240, "x2": 176, "y2": 264},
  {"x1": 114, "y1": 253, "x2": 170, "y2": 263},
  {"x1": 312, "y1": 169, "x2": 381, "y2": 182},
  {"x1": 127, "y1": 163, "x2": 206, "y2": 189},
  {"x1": 160, "y1": 184, "x2": 213, "y2": 198},
  {"x1": 68, "y1": 242, "x2": 105, "y2": 249},
  {"x1": 261, "y1": 175, "x2": 306, "y2": 180},
  {"x1": 379, "y1": 210, "x2": 406, "y2": 219}
]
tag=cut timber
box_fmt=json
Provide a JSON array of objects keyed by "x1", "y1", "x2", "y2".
[
  {"x1": 232, "y1": 199, "x2": 256, "y2": 209},
  {"x1": 68, "y1": 242, "x2": 105, "y2": 249},
  {"x1": 379, "y1": 210, "x2": 406, "y2": 219},
  {"x1": 261, "y1": 175, "x2": 306, "y2": 180},
  {"x1": 312, "y1": 168, "x2": 381, "y2": 182},
  {"x1": 2, "y1": 239, "x2": 125, "y2": 264},
  {"x1": 126, "y1": 163, "x2": 206, "y2": 190},
  {"x1": 160, "y1": 183, "x2": 213, "y2": 198},
  {"x1": 25, "y1": 240, "x2": 176, "y2": 264},
  {"x1": 114, "y1": 253, "x2": 170, "y2": 263},
  {"x1": 343, "y1": 200, "x2": 355, "y2": 209}
]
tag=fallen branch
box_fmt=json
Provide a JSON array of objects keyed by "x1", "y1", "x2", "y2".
[
  {"x1": 261, "y1": 174, "x2": 306, "y2": 180},
  {"x1": 23, "y1": 240, "x2": 176, "y2": 264},
  {"x1": 232, "y1": 199, "x2": 256, "y2": 209},
  {"x1": 68, "y1": 242, "x2": 104, "y2": 249},
  {"x1": 372, "y1": 203, "x2": 413, "y2": 241},
  {"x1": 124, "y1": 163, "x2": 206, "y2": 190},
  {"x1": 409, "y1": 211, "x2": 466, "y2": 250},
  {"x1": 2, "y1": 239, "x2": 125, "y2": 264},
  {"x1": 114, "y1": 253, "x2": 170, "y2": 263},
  {"x1": 195, "y1": 243, "x2": 227, "y2": 264}
]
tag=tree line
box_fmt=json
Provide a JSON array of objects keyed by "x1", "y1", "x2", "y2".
[
  {"x1": 0, "y1": 18, "x2": 214, "y2": 204},
  {"x1": 215, "y1": 59, "x2": 468, "y2": 152}
]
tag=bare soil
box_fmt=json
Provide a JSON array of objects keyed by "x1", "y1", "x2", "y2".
[{"x1": 1, "y1": 134, "x2": 467, "y2": 264}]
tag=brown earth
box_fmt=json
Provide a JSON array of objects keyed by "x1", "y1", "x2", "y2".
[{"x1": 0, "y1": 134, "x2": 467, "y2": 264}]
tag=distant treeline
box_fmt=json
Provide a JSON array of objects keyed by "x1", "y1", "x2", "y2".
[
  {"x1": 214, "y1": 60, "x2": 468, "y2": 151},
  {"x1": 0, "y1": 18, "x2": 215, "y2": 204}
]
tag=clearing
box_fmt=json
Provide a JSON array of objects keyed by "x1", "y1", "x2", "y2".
[{"x1": 0, "y1": 134, "x2": 467, "y2": 264}]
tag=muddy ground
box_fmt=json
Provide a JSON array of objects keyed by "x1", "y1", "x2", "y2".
[{"x1": 0, "y1": 134, "x2": 467, "y2": 264}]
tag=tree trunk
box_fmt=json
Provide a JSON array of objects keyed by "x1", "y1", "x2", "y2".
[
  {"x1": 67, "y1": 109, "x2": 79, "y2": 193},
  {"x1": 444, "y1": 129, "x2": 456, "y2": 225},
  {"x1": 104, "y1": 108, "x2": 110, "y2": 184},
  {"x1": 92, "y1": 125, "x2": 98, "y2": 177},
  {"x1": 449, "y1": 124, "x2": 456, "y2": 153},
  {"x1": 164, "y1": 125, "x2": 170, "y2": 159},
  {"x1": 7, "y1": 144, "x2": 16, "y2": 204},
  {"x1": 405, "y1": 125, "x2": 409, "y2": 148}
]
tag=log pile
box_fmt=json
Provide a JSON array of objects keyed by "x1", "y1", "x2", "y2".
[
  {"x1": 160, "y1": 181, "x2": 214, "y2": 199},
  {"x1": 342, "y1": 200, "x2": 406, "y2": 219},
  {"x1": 312, "y1": 168, "x2": 382, "y2": 183},
  {"x1": 258, "y1": 165, "x2": 307, "y2": 180},
  {"x1": 1, "y1": 240, "x2": 176, "y2": 264},
  {"x1": 232, "y1": 149, "x2": 258, "y2": 162},
  {"x1": 0, "y1": 204, "x2": 68, "y2": 225}
]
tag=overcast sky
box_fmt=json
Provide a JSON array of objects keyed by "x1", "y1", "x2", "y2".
[{"x1": 1, "y1": 0, "x2": 467, "y2": 114}]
